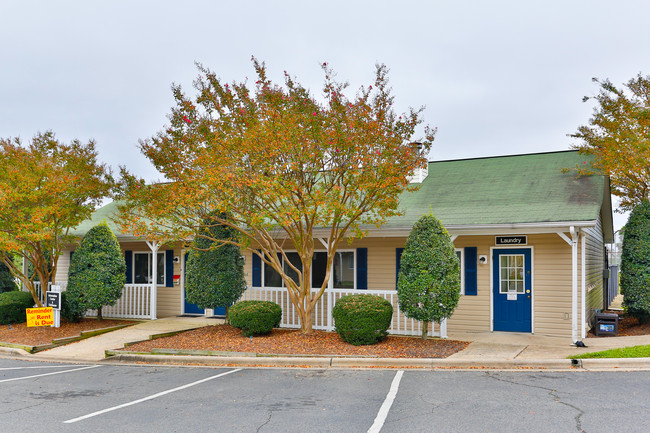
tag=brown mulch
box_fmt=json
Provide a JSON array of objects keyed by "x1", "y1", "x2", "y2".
[
  {"x1": 589, "y1": 310, "x2": 650, "y2": 337},
  {"x1": 123, "y1": 324, "x2": 470, "y2": 359},
  {"x1": 0, "y1": 318, "x2": 138, "y2": 346}
]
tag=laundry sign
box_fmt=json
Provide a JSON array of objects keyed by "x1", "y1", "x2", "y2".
[{"x1": 495, "y1": 236, "x2": 527, "y2": 246}]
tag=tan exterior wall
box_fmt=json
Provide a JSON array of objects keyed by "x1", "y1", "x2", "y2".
[
  {"x1": 583, "y1": 215, "x2": 605, "y2": 332},
  {"x1": 244, "y1": 232, "x2": 602, "y2": 339}
]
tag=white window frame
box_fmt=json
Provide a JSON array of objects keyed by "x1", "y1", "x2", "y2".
[
  {"x1": 133, "y1": 251, "x2": 166, "y2": 286},
  {"x1": 455, "y1": 248, "x2": 465, "y2": 295},
  {"x1": 261, "y1": 249, "x2": 357, "y2": 289}
]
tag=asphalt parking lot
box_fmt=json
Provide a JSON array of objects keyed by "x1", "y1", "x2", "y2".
[{"x1": 1, "y1": 358, "x2": 649, "y2": 433}]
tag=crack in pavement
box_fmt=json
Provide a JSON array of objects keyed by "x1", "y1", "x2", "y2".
[
  {"x1": 486, "y1": 372, "x2": 586, "y2": 432},
  {"x1": 0, "y1": 400, "x2": 46, "y2": 415},
  {"x1": 256, "y1": 409, "x2": 273, "y2": 433}
]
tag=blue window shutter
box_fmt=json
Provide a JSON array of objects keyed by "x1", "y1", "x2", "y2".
[
  {"x1": 357, "y1": 248, "x2": 368, "y2": 290},
  {"x1": 396, "y1": 248, "x2": 404, "y2": 289},
  {"x1": 125, "y1": 251, "x2": 132, "y2": 284},
  {"x1": 252, "y1": 251, "x2": 262, "y2": 287},
  {"x1": 165, "y1": 250, "x2": 174, "y2": 287},
  {"x1": 464, "y1": 247, "x2": 477, "y2": 296}
]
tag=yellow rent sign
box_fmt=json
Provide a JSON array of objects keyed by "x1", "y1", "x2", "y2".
[{"x1": 26, "y1": 307, "x2": 54, "y2": 327}]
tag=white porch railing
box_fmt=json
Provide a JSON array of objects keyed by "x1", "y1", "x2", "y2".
[
  {"x1": 239, "y1": 287, "x2": 447, "y2": 338},
  {"x1": 85, "y1": 284, "x2": 152, "y2": 319},
  {"x1": 31, "y1": 282, "x2": 152, "y2": 320}
]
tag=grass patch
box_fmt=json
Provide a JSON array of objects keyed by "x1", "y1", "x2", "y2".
[{"x1": 571, "y1": 344, "x2": 650, "y2": 359}]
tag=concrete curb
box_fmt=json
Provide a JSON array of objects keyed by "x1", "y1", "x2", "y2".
[
  {"x1": 0, "y1": 346, "x2": 31, "y2": 357},
  {"x1": 102, "y1": 353, "x2": 650, "y2": 370}
]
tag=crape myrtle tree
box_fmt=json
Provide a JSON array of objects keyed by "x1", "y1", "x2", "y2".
[
  {"x1": 571, "y1": 74, "x2": 650, "y2": 211},
  {"x1": 185, "y1": 214, "x2": 246, "y2": 319},
  {"x1": 397, "y1": 214, "x2": 460, "y2": 338},
  {"x1": 620, "y1": 201, "x2": 650, "y2": 323},
  {"x1": 116, "y1": 58, "x2": 435, "y2": 334},
  {"x1": 67, "y1": 222, "x2": 126, "y2": 320},
  {"x1": 0, "y1": 132, "x2": 113, "y2": 306}
]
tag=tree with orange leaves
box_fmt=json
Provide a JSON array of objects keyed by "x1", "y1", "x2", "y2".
[
  {"x1": 572, "y1": 74, "x2": 650, "y2": 211},
  {"x1": 116, "y1": 59, "x2": 435, "y2": 334},
  {"x1": 0, "y1": 132, "x2": 113, "y2": 306}
]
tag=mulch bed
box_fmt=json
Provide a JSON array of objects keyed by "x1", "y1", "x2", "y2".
[
  {"x1": 123, "y1": 324, "x2": 470, "y2": 358},
  {"x1": 589, "y1": 310, "x2": 650, "y2": 337},
  {"x1": 0, "y1": 318, "x2": 138, "y2": 346}
]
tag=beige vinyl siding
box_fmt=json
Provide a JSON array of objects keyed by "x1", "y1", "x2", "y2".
[
  {"x1": 530, "y1": 234, "x2": 573, "y2": 338},
  {"x1": 583, "y1": 215, "x2": 605, "y2": 332},
  {"x1": 242, "y1": 229, "x2": 609, "y2": 339},
  {"x1": 54, "y1": 248, "x2": 74, "y2": 283}
]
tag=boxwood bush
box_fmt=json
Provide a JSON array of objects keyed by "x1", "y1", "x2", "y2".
[
  {"x1": 333, "y1": 294, "x2": 393, "y2": 345},
  {"x1": 228, "y1": 300, "x2": 282, "y2": 337},
  {"x1": 0, "y1": 291, "x2": 35, "y2": 325}
]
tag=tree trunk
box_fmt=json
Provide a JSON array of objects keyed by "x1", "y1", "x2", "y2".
[
  {"x1": 98, "y1": 307, "x2": 103, "y2": 321},
  {"x1": 300, "y1": 309, "x2": 314, "y2": 334},
  {"x1": 421, "y1": 321, "x2": 429, "y2": 339}
]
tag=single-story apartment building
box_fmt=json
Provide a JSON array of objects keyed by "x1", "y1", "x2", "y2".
[{"x1": 56, "y1": 150, "x2": 613, "y2": 342}]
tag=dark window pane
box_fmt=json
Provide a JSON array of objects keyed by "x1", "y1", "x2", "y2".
[
  {"x1": 156, "y1": 253, "x2": 165, "y2": 285},
  {"x1": 312, "y1": 252, "x2": 328, "y2": 289},
  {"x1": 134, "y1": 253, "x2": 149, "y2": 284},
  {"x1": 284, "y1": 252, "x2": 302, "y2": 287},
  {"x1": 264, "y1": 253, "x2": 283, "y2": 287},
  {"x1": 333, "y1": 251, "x2": 355, "y2": 289}
]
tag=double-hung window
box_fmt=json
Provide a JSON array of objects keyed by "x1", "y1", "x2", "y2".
[
  {"x1": 262, "y1": 250, "x2": 356, "y2": 289},
  {"x1": 133, "y1": 252, "x2": 165, "y2": 285}
]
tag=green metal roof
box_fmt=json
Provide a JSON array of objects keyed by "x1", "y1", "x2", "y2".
[
  {"x1": 71, "y1": 200, "x2": 123, "y2": 237},
  {"x1": 387, "y1": 150, "x2": 607, "y2": 228},
  {"x1": 75, "y1": 150, "x2": 611, "y2": 239}
]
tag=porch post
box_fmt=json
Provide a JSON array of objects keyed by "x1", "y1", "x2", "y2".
[
  {"x1": 146, "y1": 240, "x2": 160, "y2": 320},
  {"x1": 570, "y1": 227, "x2": 579, "y2": 343}
]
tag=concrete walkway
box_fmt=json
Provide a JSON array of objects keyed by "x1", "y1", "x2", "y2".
[
  {"x1": 30, "y1": 316, "x2": 223, "y2": 362},
  {"x1": 2, "y1": 316, "x2": 650, "y2": 370}
]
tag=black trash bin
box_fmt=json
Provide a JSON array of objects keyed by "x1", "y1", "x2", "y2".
[{"x1": 594, "y1": 312, "x2": 619, "y2": 336}]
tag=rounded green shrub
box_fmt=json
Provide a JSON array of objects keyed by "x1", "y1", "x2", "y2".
[
  {"x1": 0, "y1": 291, "x2": 35, "y2": 325},
  {"x1": 397, "y1": 214, "x2": 460, "y2": 338},
  {"x1": 621, "y1": 201, "x2": 650, "y2": 323},
  {"x1": 67, "y1": 222, "x2": 126, "y2": 320},
  {"x1": 228, "y1": 300, "x2": 282, "y2": 337},
  {"x1": 333, "y1": 294, "x2": 393, "y2": 345},
  {"x1": 61, "y1": 291, "x2": 85, "y2": 323}
]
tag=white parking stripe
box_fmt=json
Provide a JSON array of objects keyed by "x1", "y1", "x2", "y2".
[
  {"x1": 0, "y1": 365, "x2": 100, "y2": 383},
  {"x1": 64, "y1": 368, "x2": 243, "y2": 424},
  {"x1": 0, "y1": 365, "x2": 83, "y2": 371},
  {"x1": 367, "y1": 370, "x2": 404, "y2": 433}
]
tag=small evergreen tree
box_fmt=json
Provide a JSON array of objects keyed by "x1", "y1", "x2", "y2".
[
  {"x1": 186, "y1": 215, "x2": 246, "y2": 319},
  {"x1": 0, "y1": 254, "x2": 18, "y2": 293},
  {"x1": 620, "y1": 201, "x2": 650, "y2": 323},
  {"x1": 397, "y1": 214, "x2": 461, "y2": 338},
  {"x1": 67, "y1": 222, "x2": 126, "y2": 320}
]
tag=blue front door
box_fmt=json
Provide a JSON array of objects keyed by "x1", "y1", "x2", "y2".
[
  {"x1": 183, "y1": 253, "x2": 204, "y2": 315},
  {"x1": 493, "y1": 248, "x2": 532, "y2": 332},
  {"x1": 183, "y1": 253, "x2": 227, "y2": 316}
]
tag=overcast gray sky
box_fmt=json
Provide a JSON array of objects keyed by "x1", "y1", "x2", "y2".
[{"x1": 2, "y1": 0, "x2": 648, "y2": 230}]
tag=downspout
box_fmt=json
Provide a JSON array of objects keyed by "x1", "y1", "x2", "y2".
[{"x1": 581, "y1": 233, "x2": 587, "y2": 339}]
